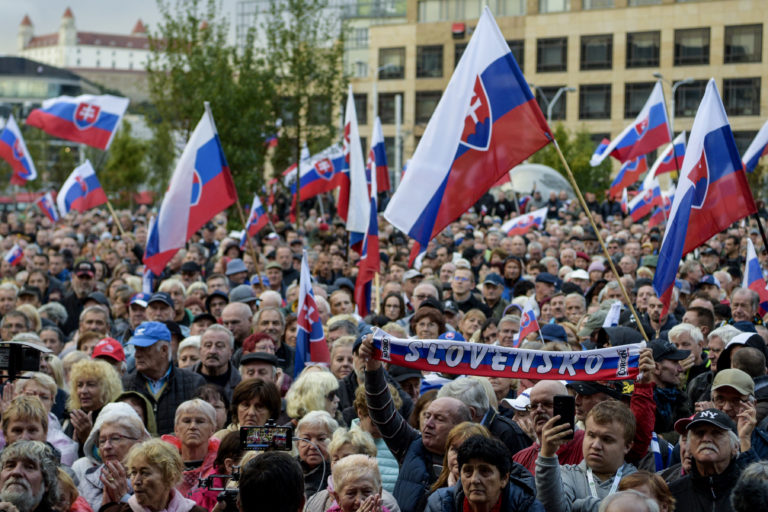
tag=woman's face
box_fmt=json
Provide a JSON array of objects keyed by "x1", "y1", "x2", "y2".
[
  {"x1": 98, "y1": 422, "x2": 138, "y2": 462},
  {"x1": 330, "y1": 346, "x2": 354, "y2": 380},
  {"x1": 21, "y1": 380, "x2": 54, "y2": 414},
  {"x1": 177, "y1": 347, "x2": 200, "y2": 369},
  {"x1": 297, "y1": 424, "x2": 331, "y2": 468},
  {"x1": 284, "y1": 322, "x2": 298, "y2": 348},
  {"x1": 129, "y1": 456, "x2": 169, "y2": 511},
  {"x1": 447, "y1": 440, "x2": 463, "y2": 482},
  {"x1": 210, "y1": 397, "x2": 227, "y2": 430},
  {"x1": 76, "y1": 377, "x2": 102, "y2": 411},
  {"x1": 325, "y1": 389, "x2": 340, "y2": 417},
  {"x1": 335, "y1": 477, "x2": 380, "y2": 512},
  {"x1": 174, "y1": 412, "x2": 214, "y2": 449},
  {"x1": 384, "y1": 297, "x2": 401, "y2": 321},
  {"x1": 187, "y1": 303, "x2": 203, "y2": 317},
  {"x1": 237, "y1": 396, "x2": 270, "y2": 427},
  {"x1": 108, "y1": 279, "x2": 125, "y2": 300},
  {"x1": 415, "y1": 317, "x2": 439, "y2": 340},
  {"x1": 461, "y1": 315, "x2": 483, "y2": 338},
  {"x1": 330, "y1": 443, "x2": 357, "y2": 466}
]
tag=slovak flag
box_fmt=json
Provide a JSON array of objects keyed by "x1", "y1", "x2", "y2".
[
  {"x1": 294, "y1": 250, "x2": 330, "y2": 376},
  {"x1": 743, "y1": 238, "x2": 768, "y2": 315},
  {"x1": 648, "y1": 198, "x2": 672, "y2": 229},
  {"x1": 514, "y1": 296, "x2": 540, "y2": 346},
  {"x1": 26, "y1": 94, "x2": 129, "y2": 150},
  {"x1": 366, "y1": 117, "x2": 390, "y2": 193},
  {"x1": 654, "y1": 79, "x2": 756, "y2": 315},
  {"x1": 240, "y1": 194, "x2": 269, "y2": 249},
  {"x1": 501, "y1": 206, "x2": 547, "y2": 235},
  {"x1": 340, "y1": 86, "x2": 370, "y2": 251},
  {"x1": 384, "y1": 8, "x2": 551, "y2": 257},
  {"x1": 4, "y1": 244, "x2": 23, "y2": 266},
  {"x1": 741, "y1": 120, "x2": 768, "y2": 173},
  {"x1": 651, "y1": 131, "x2": 687, "y2": 176},
  {"x1": 609, "y1": 155, "x2": 648, "y2": 198},
  {"x1": 620, "y1": 188, "x2": 628, "y2": 215},
  {"x1": 35, "y1": 192, "x2": 60, "y2": 223},
  {"x1": 0, "y1": 115, "x2": 37, "y2": 185},
  {"x1": 57, "y1": 160, "x2": 108, "y2": 215},
  {"x1": 591, "y1": 81, "x2": 670, "y2": 166},
  {"x1": 628, "y1": 172, "x2": 663, "y2": 221},
  {"x1": 144, "y1": 107, "x2": 237, "y2": 275},
  {"x1": 285, "y1": 144, "x2": 346, "y2": 200},
  {"x1": 354, "y1": 153, "x2": 380, "y2": 318}
]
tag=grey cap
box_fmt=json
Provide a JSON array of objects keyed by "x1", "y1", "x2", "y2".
[{"x1": 229, "y1": 284, "x2": 258, "y2": 303}]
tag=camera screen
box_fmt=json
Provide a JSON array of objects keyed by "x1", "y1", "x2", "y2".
[{"x1": 241, "y1": 426, "x2": 292, "y2": 451}]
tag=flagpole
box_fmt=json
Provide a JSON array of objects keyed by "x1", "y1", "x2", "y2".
[
  {"x1": 105, "y1": 200, "x2": 127, "y2": 238},
  {"x1": 234, "y1": 197, "x2": 261, "y2": 275},
  {"x1": 552, "y1": 140, "x2": 649, "y2": 342},
  {"x1": 374, "y1": 272, "x2": 380, "y2": 314},
  {"x1": 753, "y1": 214, "x2": 768, "y2": 252}
]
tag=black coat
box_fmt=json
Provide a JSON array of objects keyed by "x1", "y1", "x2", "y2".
[{"x1": 669, "y1": 457, "x2": 741, "y2": 512}]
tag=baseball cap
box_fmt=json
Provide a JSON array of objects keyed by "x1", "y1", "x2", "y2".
[
  {"x1": 265, "y1": 261, "x2": 282, "y2": 271},
  {"x1": 699, "y1": 275, "x2": 721, "y2": 288},
  {"x1": 501, "y1": 390, "x2": 531, "y2": 411},
  {"x1": 240, "y1": 351, "x2": 279, "y2": 366},
  {"x1": 92, "y1": 337, "x2": 126, "y2": 363},
  {"x1": 148, "y1": 292, "x2": 174, "y2": 309},
  {"x1": 686, "y1": 408, "x2": 737, "y2": 434},
  {"x1": 674, "y1": 414, "x2": 695, "y2": 435},
  {"x1": 567, "y1": 381, "x2": 625, "y2": 401},
  {"x1": 578, "y1": 310, "x2": 608, "y2": 337},
  {"x1": 640, "y1": 255, "x2": 659, "y2": 268},
  {"x1": 388, "y1": 365, "x2": 422, "y2": 384},
  {"x1": 129, "y1": 322, "x2": 171, "y2": 347},
  {"x1": 540, "y1": 324, "x2": 567, "y2": 343},
  {"x1": 712, "y1": 368, "x2": 755, "y2": 396},
  {"x1": 192, "y1": 312, "x2": 217, "y2": 325},
  {"x1": 73, "y1": 260, "x2": 95, "y2": 277},
  {"x1": 181, "y1": 261, "x2": 201, "y2": 273},
  {"x1": 226, "y1": 258, "x2": 248, "y2": 276},
  {"x1": 649, "y1": 339, "x2": 691, "y2": 362},
  {"x1": 567, "y1": 269, "x2": 590, "y2": 281},
  {"x1": 535, "y1": 272, "x2": 558, "y2": 286},
  {"x1": 443, "y1": 300, "x2": 459, "y2": 315},
  {"x1": 265, "y1": 232, "x2": 280, "y2": 240},
  {"x1": 438, "y1": 331, "x2": 465, "y2": 342},
  {"x1": 403, "y1": 269, "x2": 424, "y2": 282},
  {"x1": 130, "y1": 292, "x2": 151, "y2": 308},
  {"x1": 483, "y1": 273, "x2": 504, "y2": 287},
  {"x1": 700, "y1": 246, "x2": 718, "y2": 256},
  {"x1": 418, "y1": 296, "x2": 444, "y2": 314},
  {"x1": 229, "y1": 284, "x2": 258, "y2": 304},
  {"x1": 18, "y1": 286, "x2": 42, "y2": 302}
]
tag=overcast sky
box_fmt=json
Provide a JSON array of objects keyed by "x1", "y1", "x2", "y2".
[{"x1": 0, "y1": 0, "x2": 239, "y2": 55}]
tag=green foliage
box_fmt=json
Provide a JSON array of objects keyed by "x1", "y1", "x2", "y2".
[
  {"x1": 101, "y1": 121, "x2": 148, "y2": 207},
  {"x1": 530, "y1": 124, "x2": 612, "y2": 199}
]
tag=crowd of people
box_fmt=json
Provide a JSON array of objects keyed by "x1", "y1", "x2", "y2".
[{"x1": 0, "y1": 187, "x2": 767, "y2": 512}]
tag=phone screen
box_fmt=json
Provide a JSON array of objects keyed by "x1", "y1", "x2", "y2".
[{"x1": 553, "y1": 394, "x2": 575, "y2": 440}]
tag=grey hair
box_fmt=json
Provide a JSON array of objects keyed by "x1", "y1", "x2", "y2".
[
  {"x1": 178, "y1": 336, "x2": 201, "y2": 353},
  {"x1": 79, "y1": 305, "x2": 111, "y2": 326},
  {"x1": 598, "y1": 490, "x2": 659, "y2": 512},
  {"x1": 0, "y1": 282, "x2": 19, "y2": 295},
  {"x1": 597, "y1": 281, "x2": 620, "y2": 302},
  {"x1": 253, "y1": 306, "x2": 285, "y2": 330},
  {"x1": 0, "y1": 440, "x2": 61, "y2": 508},
  {"x1": 37, "y1": 303, "x2": 68, "y2": 326},
  {"x1": 437, "y1": 377, "x2": 491, "y2": 416},
  {"x1": 709, "y1": 325, "x2": 742, "y2": 345},
  {"x1": 686, "y1": 429, "x2": 740, "y2": 453},
  {"x1": 175, "y1": 398, "x2": 217, "y2": 427},
  {"x1": 565, "y1": 293, "x2": 586, "y2": 309},
  {"x1": 732, "y1": 287, "x2": 760, "y2": 311},
  {"x1": 498, "y1": 314, "x2": 519, "y2": 327},
  {"x1": 669, "y1": 323, "x2": 704, "y2": 345},
  {"x1": 296, "y1": 410, "x2": 339, "y2": 437},
  {"x1": 159, "y1": 278, "x2": 186, "y2": 297},
  {"x1": 203, "y1": 323, "x2": 235, "y2": 349},
  {"x1": 327, "y1": 319, "x2": 357, "y2": 336}
]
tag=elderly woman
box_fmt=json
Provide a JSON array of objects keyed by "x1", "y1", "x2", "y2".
[
  {"x1": 410, "y1": 308, "x2": 446, "y2": 339},
  {"x1": 297, "y1": 410, "x2": 340, "y2": 499},
  {"x1": 161, "y1": 399, "x2": 220, "y2": 498},
  {"x1": 177, "y1": 336, "x2": 201, "y2": 369},
  {"x1": 101, "y1": 439, "x2": 207, "y2": 512},
  {"x1": 329, "y1": 454, "x2": 389, "y2": 512},
  {"x1": 426, "y1": 435, "x2": 543, "y2": 512},
  {"x1": 72, "y1": 402, "x2": 151, "y2": 511},
  {"x1": 65, "y1": 359, "x2": 123, "y2": 447},
  {"x1": 330, "y1": 336, "x2": 355, "y2": 380},
  {"x1": 213, "y1": 379, "x2": 282, "y2": 439},
  {"x1": 286, "y1": 369, "x2": 341, "y2": 424}
]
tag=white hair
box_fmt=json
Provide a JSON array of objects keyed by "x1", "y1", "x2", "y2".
[{"x1": 669, "y1": 323, "x2": 704, "y2": 345}]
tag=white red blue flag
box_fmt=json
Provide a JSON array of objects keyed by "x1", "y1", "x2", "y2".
[
  {"x1": 654, "y1": 79, "x2": 756, "y2": 315},
  {"x1": 294, "y1": 250, "x2": 330, "y2": 376},
  {"x1": 354, "y1": 153, "x2": 380, "y2": 318},
  {"x1": 651, "y1": 131, "x2": 686, "y2": 176},
  {"x1": 0, "y1": 115, "x2": 37, "y2": 185},
  {"x1": 741, "y1": 120, "x2": 768, "y2": 173},
  {"x1": 743, "y1": 237, "x2": 768, "y2": 315},
  {"x1": 609, "y1": 155, "x2": 648, "y2": 198},
  {"x1": 142, "y1": 266, "x2": 156, "y2": 295},
  {"x1": 513, "y1": 296, "x2": 540, "y2": 347},
  {"x1": 340, "y1": 86, "x2": 370, "y2": 251},
  {"x1": 590, "y1": 138, "x2": 617, "y2": 166},
  {"x1": 591, "y1": 81, "x2": 670, "y2": 166},
  {"x1": 620, "y1": 188, "x2": 628, "y2": 215},
  {"x1": 57, "y1": 160, "x2": 108, "y2": 215},
  {"x1": 26, "y1": 94, "x2": 129, "y2": 150},
  {"x1": 35, "y1": 192, "x2": 60, "y2": 223},
  {"x1": 144, "y1": 107, "x2": 236, "y2": 275},
  {"x1": 366, "y1": 116, "x2": 390, "y2": 193},
  {"x1": 240, "y1": 194, "x2": 269, "y2": 249},
  {"x1": 285, "y1": 144, "x2": 346, "y2": 199},
  {"x1": 501, "y1": 206, "x2": 547, "y2": 235},
  {"x1": 628, "y1": 172, "x2": 663, "y2": 221},
  {"x1": 648, "y1": 198, "x2": 672, "y2": 229},
  {"x1": 384, "y1": 8, "x2": 551, "y2": 261},
  {"x1": 4, "y1": 244, "x2": 23, "y2": 266}
]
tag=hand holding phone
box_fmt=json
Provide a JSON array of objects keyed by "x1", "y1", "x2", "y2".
[{"x1": 553, "y1": 394, "x2": 575, "y2": 440}]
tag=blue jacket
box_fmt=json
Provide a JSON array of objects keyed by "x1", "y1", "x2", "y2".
[{"x1": 394, "y1": 438, "x2": 439, "y2": 512}]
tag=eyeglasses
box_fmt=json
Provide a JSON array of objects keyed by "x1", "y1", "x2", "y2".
[
  {"x1": 413, "y1": 294, "x2": 432, "y2": 301},
  {"x1": 453, "y1": 276, "x2": 470, "y2": 283},
  {"x1": 98, "y1": 434, "x2": 137, "y2": 446},
  {"x1": 712, "y1": 395, "x2": 751, "y2": 409}
]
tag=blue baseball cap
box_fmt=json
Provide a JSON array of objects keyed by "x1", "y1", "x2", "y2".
[
  {"x1": 483, "y1": 273, "x2": 504, "y2": 287},
  {"x1": 438, "y1": 331, "x2": 466, "y2": 342},
  {"x1": 540, "y1": 323, "x2": 567, "y2": 342},
  {"x1": 129, "y1": 321, "x2": 171, "y2": 347},
  {"x1": 130, "y1": 292, "x2": 151, "y2": 308}
]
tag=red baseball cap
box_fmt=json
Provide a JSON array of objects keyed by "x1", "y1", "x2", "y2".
[{"x1": 92, "y1": 337, "x2": 125, "y2": 363}]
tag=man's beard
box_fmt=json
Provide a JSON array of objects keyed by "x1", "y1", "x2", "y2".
[{"x1": 1, "y1": 480, "x2": 44, "y2": 512}]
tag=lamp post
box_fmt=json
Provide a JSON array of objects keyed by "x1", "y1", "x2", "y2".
[
  {"x1": 653, "y1": 72, "x2": 694, "y2": 137},
  {"x1": 535, "y1": 86, "x2": 576, "y2": 125}
]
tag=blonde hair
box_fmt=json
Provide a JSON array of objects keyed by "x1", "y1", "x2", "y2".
[
  {"x1": 44, "y1": 355, "x2": 65, "y2": 389},
  {"x1": 126, "y1": 439, "x2": 184, "y2": 487},
  {"x1": 327, "y1": 313, "x2": 358, "y2": 327},
  {"x1": 331, "y1": 454, "x2": 381, "y2": 494},
  {"x1": 286, "y1": 370, "x2": 339, "y2": 420},
  {"x1": 57, "y1": 468, "x2": 79, "y2": 509},
  {"x1": 2, "y1": 395, "x2": 48, "y2": 435},
  {"x1": 124, "y1": 276, "x2": 141, "y2": 292},
  {"x1": 330, "y1": 336, "x2": 355, "y2": 358},
  {"x1": 328, "y1": 427, "x2": 377, "y2": 459},
  {"x1": 159, "y1": 278, "x2": 186, "y2": 297},
  {"x1": 381, "y1": 322, "x2": 407, "y2": 338},
  {"x1": 15, "y1": 371, "x2": 57, "y2": 397},
  {"x1": 67, "y1": 359, "x2": 123, "y2": 411},
  {"x1": 17, "y1": 303, "x2": 42, "y2": 332}
]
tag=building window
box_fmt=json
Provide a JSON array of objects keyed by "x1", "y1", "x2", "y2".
[
  {"x1": 415, "y1": 91, "x2": 442, "y2": 124},
  {"x1": 308, "y1": 96, "x2": 331, "y2": 125},
  {"x1": 725, "y1": 24, "x2": 762, "y2": 63},
  {"x1": 674, "y1": 80, "x2": 707, "y2": 118},
  {"x1": 379, "y1": 47, "x2": 405, "y2": 79},
  {"x1": 732, "y1": 131, "x2": 757, "y2": 156},
  {"x1": 723, "y1": 78, "x2": 760, "y2": 116},
  {"x1": 96, "y1": 60, "x2": 100, "y2": 67},
  {"x1": 626, "y1": 31, "x2": 659, "y2": 68},
  {"x1": 674, "y1": 28, "x2": 710, "y2": 66},
  {"x1": 384, "y1": 136, "x2": 395, "y2": 171},
  {"x1": 417, "y1": 45, "x2": 443, "y2": 78},
  {"x1": 378, "y1": 92, "x2": 401, "y2": 124},
  {"x1": 583, "y1": 0, "x2": 613, "y2": 8},
  {"x1": 579, "y1": 84, "x2": 611, "y2": 119},
  {"x1": 535, "y1": 86, "x2": 567, "y2": 121},
  {"x1": 494, "y1": 0, "x2": 526, "y2": 16},
  {"x1": 537, "y1": 37, "x2": 567, "y2": 72},
  {"x1": 76, "y1": 58, "x2": 81, "y2": 66},
  {"x1": 354, "y1": 93, "x2": 367, "y2": 125},
  {"x1": 354, "y1": 61, "x2": 368, "y2": 78},
  {"x1": 580, "y1": 34, "x2": 612, "y2": 70},
  {"x1": 628, "y1": 0, "x2": 660, "y2": 5},
  {"x1": 507, "y1": 40, "x2": 524, "y2": 70},
  {"x1": 624, "y1": 82, "x2": 655, "y2": 119},
  {"x1": 454, "y1": 43, "x2": 467, "y2": 68},
  {"x1": 348, "y1": 27, "x2": 369, "y2": 50},
  {"x1": 539, "y1": 0, "x2": 570, "y2": 12}
]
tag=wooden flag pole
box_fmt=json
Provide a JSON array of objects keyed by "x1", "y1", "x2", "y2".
[
  {"x1": 235, "y1": 196, "x2": 261, "y2": 276},
  {"x1": 104, "y1": 200, "x2": 127, "y2": 238},
  {"x1": 552, "y1": 140, "x2": 650, "y2": 342},
  {"x1": 374, "y1": 272, "x2": 381, "y2": 314}
]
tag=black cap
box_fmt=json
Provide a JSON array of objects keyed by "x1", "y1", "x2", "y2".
[
  {"x1": 241, "y1": 351, "x2": 279, "y2": 366},
  {"x1": 418, "y1": 296, "x2": 444, "y2": 313},
  {"x1": 443, "y1": 300, "x2": 459, "y2": 315},
  {"x1": 86, "y1": 291, "x2": 110, "y2": 308},
  {"x1": 686, "y1": 408, "x2": 737, "y2": 434},
  {"x1": 649, "y1": 339, "x2": 690, "y2": 362},
  {"x1": 18, "y1": 286, "x2": 42, "y2": 302},
  {"x1": 205, "y1": 290, "x2": 229, "y2": 311},
  {"x1": 163, "y1": 321, "x2": 182, "y2": 339},
  {"x1": 148, "y1": 292, "x2": 174, "y2": 309},
  {"x1": 181, "y1": 261, "x2": 201, "y2": 273},
  {"x1": 192, "y1": 312, "x2": 217, "y2": 324},
  {"x1": 567, "y1": 381, "x2": 627, "y2": 400},
  {"x1": 73, "y1": 260, "x2": 95, "y2": 276},
  {"x1": 388, "y1": 364, "x2": 422, "y2": 383}
]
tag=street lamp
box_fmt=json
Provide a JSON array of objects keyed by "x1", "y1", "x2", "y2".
[
  {"x1": 536, "y1": 86, "x2": 576, "y2": 124},
  {"x1": 653, "y1": 72, "x2": 694, "y2": 136}
]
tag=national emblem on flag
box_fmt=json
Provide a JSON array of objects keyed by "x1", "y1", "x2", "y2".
[
  {"x1": 35, "y1": 192, "x2": 60, "y2": 223},
  {"x1": 57, "y1": 160, "x2": 108, "y2": 215},
  {"x1": 0, "y1": 114, "x2": 37, "y2": 185},
  {"x1": 294, "y1": 251, "x2": 330, "y2": 377},
  {"x1": 514, "y1": 296, "x2": 540, "y2": 347},
  {"x1": 4, "y1": 243, "x2": 23, "y2": 266},
  {"x1": 501, "y1": 207, "x2": 548, "y2": 235}
]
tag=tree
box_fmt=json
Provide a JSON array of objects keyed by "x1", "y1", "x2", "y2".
[
  {"x1": 101, "y1": 120, "x2": 148, "y2": 207},
  {"x1": 530, "y1": 124, "x2": 613, "y2": 199},
  {"x1": 146, "y1": 0, "x2": 276, "y2": 195}
]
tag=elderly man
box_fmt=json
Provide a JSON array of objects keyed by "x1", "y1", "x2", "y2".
[
  {"x1": 61, "y1": 260, "x2": 98, "y2": 334},
  {"x1": 221, "y1": 302, "x2": 252, "y2": 350},
  {"x1": 193, "y1": 324, "x2": 241, "y2": 400},
  {"x1": 253, "y1": 307, "x2": 294, "y2": 374},
  {"x1": 145, "y1": 292, "x2": 175, "y2": 323},
  {"x1": 481, "y1": 273, "x2": 508, "y2": 320},
  {"x1": 0, "y1": 440, "x2": 60, "y2": 512},
  {"x1": 122, "y1": 321, "x2": 206, "y2": 434},
  {"x1": 0, "y1": 311, "x2": 30, "y2": 341},
  {"x1": 668, "y1": 323, "x2": 708, "y2": 384},
  {"x1": 359, "y1": 335, "x2": 472, "y2": 512},
  {"x1": 565, "y1": 293, "x2": 587, "y2": 325},
  {"x1": 0, "y1": 282, "x2": 18, "y2": 318},
  {"x1": 731, "y1": 288, "x2": 760, "y2": 324},
  {"x1": 239, "y1": 352, "x2": 279, "y2": 384},
  {"x1": 78, "y1": 305, "x2": 111, "y2": 337}
]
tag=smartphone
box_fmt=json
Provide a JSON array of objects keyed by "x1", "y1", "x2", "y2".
[
  {"x1": 240, "y1": 424, "x2": 293, "y2": 451},
  {"x1": 553, "y1": 395, "x2": 575, "y2": 440}
]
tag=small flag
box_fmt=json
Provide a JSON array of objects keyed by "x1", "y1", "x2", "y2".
[
  {"x1": 57, "y1": 160, "x2": 108, "y2": 215},
  {"x1": 4, "y1": 244, "x2": 23, "y2": 266},
  {"x1": 514, "y1": 296, "x2": 540, "y2": 347},
  {"x1": 0, "y1": 114, "x2": 37, "y2": 185},
  {"x1": 743, "y1": 238, "x2": 768, "y2": 315},
  {"x1": 501, "y1": 207, "x2": 548, "y2": 235},
  {"x1": 35, "y1": 192, "x2": 60, "y2": 223},
  {"x1": 294, "y1": 250, "x2": 330, "y2": 376}
]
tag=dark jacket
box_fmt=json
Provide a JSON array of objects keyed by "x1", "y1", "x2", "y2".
[
  {"x1": 669, "y1": 457, "x2": 741, "y2": 512},
  {"x1": 190, "y1": 360, "x2": 242, "y2": 401},
  {"x1": 426, "y1": 465, "x2": 544, "y2": 512},
  {"x1": 686, "y1": 370, "x2": 713, "y2": 410},
  {"x1": 337, "y1": 369, "x2": 414, "y2": 425},
  {"x1": 482, "y1": 408, "x2": 532, "y2": 456},
  {"x1": 122, "y1": 365, "x2": 207, "y2": 435},
  {"x1": 60, "y1": 290, "x2": 88, "y2": 336}
]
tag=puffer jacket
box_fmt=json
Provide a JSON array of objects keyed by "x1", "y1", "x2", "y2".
[
  {"x1": 161, "y1": 435, "x2": 220, "y2": 499},
  {"x1": 350, "y1": 418, "x2": 399, "y2": 493},
  {"x1": 668, "y1": 456, "x2": 742, "y2": 512}
]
